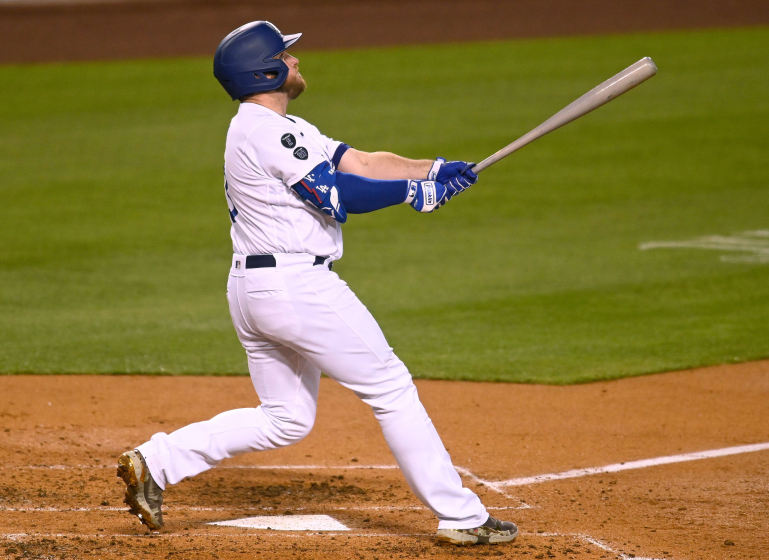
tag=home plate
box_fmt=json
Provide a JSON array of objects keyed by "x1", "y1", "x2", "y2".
[{"x1": 209, "y1": 515, "x2": 350, "y2": 531}]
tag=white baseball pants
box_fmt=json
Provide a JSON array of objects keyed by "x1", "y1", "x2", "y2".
[{"x1": 138, "y1": 253, "x2": 487, "y2": 529}]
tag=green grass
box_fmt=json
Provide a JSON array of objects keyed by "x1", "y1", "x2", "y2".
[{"x1": 1, "y1": 27, "x2": 768, "y2": 382}]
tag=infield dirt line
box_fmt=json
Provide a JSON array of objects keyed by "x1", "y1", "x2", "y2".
[
  {"x1": 3, "y1": 464, "x2": 400, "y2": 470},
  {"x1": 0, "y1": 532, "x2": 434, "y2": 540},
  {"x1": 219, "y1": 465, "x2": 399, "y2": 470},
  {"x1": 0, "y1": 529, "x2": 670, "y2": 558},
  {"x1": 542, "y1": 533, "x2": 666, "y2": 560},
  {"x1": 0, "y1": 505, "x2": 525, "y2": 513},
  {"x1": 485, "y1": 441, "x2": 769, "y2": 488},
  {"x1": 0, "y1": 530, "x2": 613, "y2": 540},
  {"x1": 11, "y1": 440, "x2": 769, "y2": 474},
  {"x1": 8, "y1": 441, "x2": 768, "y2": 493}
]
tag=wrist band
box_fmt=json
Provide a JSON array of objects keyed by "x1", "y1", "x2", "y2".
[
  {"x1": 427, "y1": 158, "x2": 444, "y2": 181},
  {"x1": 404, "y1": 180, "x2": 418, "y2": 204}
]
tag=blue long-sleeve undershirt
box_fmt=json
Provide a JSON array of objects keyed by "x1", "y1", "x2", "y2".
[
  {"x1": 331, "y1": 143, "x2": 410, "y2": 214},
  {"x1": 336, "y1": 172, "x2": 409, "y2": 214}
]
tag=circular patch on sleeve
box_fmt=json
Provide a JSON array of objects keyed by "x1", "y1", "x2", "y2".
[
  {"x1": 281, "y1": 133, "x2": 297, "y2": 148},
  {"x1": 293, "y1": 147, "x2": 309, "y2": 160}
]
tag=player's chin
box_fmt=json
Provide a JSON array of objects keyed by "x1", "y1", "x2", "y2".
[{"x1": 287, "y1": 76, "x2": 308, "y2": 100}]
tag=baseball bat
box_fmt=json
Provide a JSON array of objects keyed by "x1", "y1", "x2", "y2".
[{"x1": 471, "y1": 57, "x2": 657, "y2": 174}]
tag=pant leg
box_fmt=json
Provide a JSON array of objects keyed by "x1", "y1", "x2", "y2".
[
  {"x1": 137, "y1": 273, "x2": 321, "y2": 490},
  {"x1": 236, "y1": 254, "x2": 487, "y2": 530}
]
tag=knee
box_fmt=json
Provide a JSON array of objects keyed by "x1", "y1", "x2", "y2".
[
  {"x1": 263, "y1": 401, "x2": 316, "y2": 446},
  {"x1": 278, "y1": 413, "x2": 315, "y2": 443}
]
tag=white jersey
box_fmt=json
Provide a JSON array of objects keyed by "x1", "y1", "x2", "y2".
[{"x1": 223, "y1": 102, "x2": 345, "y2": 259}]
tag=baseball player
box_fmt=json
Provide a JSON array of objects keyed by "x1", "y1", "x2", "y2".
[{"x1": 117, "y1": 21, "x2": 517, "y2": 546}]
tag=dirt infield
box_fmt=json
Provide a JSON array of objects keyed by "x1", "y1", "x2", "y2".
[
  {"x1": 2, "y1": 0, "x2": 769, "y2": 64},
  {"x1": 1, "y1": 361, "x2": 768, "y2": 559}
]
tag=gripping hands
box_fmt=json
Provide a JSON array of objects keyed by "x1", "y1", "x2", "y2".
[
  {"x1": 406, "y1": 158, "x2": 478, "y2": 213},
  {"x1": 429, "y1": 157, "x2": 478, "y2": 195}
]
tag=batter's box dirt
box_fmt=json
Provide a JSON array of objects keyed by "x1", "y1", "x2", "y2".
[
  {"x1": 1, "y1": 361, "x2": 768, "y2": 558},
  {"x1": 0, "y1": 533, "x2": 614, "y2": 560}
]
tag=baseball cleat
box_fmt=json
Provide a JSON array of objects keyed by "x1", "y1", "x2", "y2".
[
  {"x1": 436, "y1": 515, "x2": 518, "y2": 545},
  {"x1": 116, "y1": 450, "x2": 164, "y2": 531}
]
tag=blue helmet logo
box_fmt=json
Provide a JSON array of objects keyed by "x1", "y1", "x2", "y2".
[{"x1": 214, "y1": 21, "x2": 302, "y2": 100}]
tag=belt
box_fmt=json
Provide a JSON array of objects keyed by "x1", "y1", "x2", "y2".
[{"x1": 244, "y1": 254, "x2": 332, "y2": 269}]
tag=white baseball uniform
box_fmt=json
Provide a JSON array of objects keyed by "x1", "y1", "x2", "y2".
[{"x1": 137, "y1": 102, "x2": 487, "y2": 529}]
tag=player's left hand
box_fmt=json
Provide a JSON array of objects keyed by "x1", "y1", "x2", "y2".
[
  {"x1": 406, "y1": 180, "x2": 449, "y2": 213},
  {"x1": 429, "y1": 157, "x2": 478, "y2": 195}
]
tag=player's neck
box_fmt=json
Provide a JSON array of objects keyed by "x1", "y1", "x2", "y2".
[{"x1": 241, "y1": 92, "x2": 290, "y2": 117}]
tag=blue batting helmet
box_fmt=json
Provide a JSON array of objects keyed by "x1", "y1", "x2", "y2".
[{"x1": 214, "y1": 21, "x2": 302, "y2": 100}]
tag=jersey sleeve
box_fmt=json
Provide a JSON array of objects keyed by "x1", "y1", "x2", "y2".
[
  {"x1": 320, "y1": 133, "x2": 345, "y2": 162},
  {"x1": 301, "y1": 120, "x2": 350, "y2": 168},
  {"x1": 248, "y1": 122, "x2": 327, "y2": 186}
]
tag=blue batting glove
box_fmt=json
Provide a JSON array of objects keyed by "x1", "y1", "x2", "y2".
[
  {"x1": 429, "y1": 158, "x2": 479, "y2": 195},
  {"x1": 443, "y1": 172, "x2": 476, "y2": 199},
  {"x1": 405, "y1": 180, "x2": 449, "y2": 213}
]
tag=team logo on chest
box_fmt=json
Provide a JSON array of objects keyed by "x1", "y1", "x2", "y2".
[
  {"x1": 281, "y1": 133, "x2": 297, "y2": 148},
  {"x1": 293, "y1": 147, "x2": 309, "y2": 160}
]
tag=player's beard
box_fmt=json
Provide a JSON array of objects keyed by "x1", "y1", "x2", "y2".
[{"x1": 278, "y1": 72, "x2": 307, "y2": 100}]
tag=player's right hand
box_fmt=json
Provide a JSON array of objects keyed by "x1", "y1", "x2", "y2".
[
  {"x1": 442, "y1": 172, "x2": 477, "y2": 197},
  {"x1": 430, "y1": 158, "x2": 479, "y2": 195},
  {"x1": 406, "y1": 180, "x2": 450, "y2": 213}
]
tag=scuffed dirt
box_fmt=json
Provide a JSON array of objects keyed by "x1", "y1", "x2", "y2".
[{"x1": 1, "y1": 360, "x2": 768, "y2": 559}]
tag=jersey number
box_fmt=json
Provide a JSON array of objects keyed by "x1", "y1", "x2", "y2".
[{"x1": 224, "y1": 178, "x2": 239, "y2": 223}]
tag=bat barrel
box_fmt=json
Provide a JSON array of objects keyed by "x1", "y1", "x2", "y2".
[{"x1": 472, "y1": 57, "x2": 657, "y2": 174}]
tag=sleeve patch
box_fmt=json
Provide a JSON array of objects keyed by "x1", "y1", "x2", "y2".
[{"x1": 281, "y1": 133, "x2": 297, "y2": 148}]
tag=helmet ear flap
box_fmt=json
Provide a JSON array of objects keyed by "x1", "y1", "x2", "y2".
[{"x1": 250, "y1": 58, "x2": 289, "y2": 87}]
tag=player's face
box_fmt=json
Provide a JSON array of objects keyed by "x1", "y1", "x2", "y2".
[{"x1": 276, "y1": 51, "x2": 306, "y2": 100}]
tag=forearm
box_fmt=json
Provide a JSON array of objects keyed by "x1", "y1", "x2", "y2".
[
  {"x1": 338, "y1": 148, "x2": 432, "y2": 180},
  {"x1": 363, "y1": 152, "x2": 432, "y2": 180}
]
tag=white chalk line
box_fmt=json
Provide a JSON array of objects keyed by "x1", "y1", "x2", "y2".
[
  {"x1": 0, "y1": 532, "x2": 433, "y2": 541},
  {"x1": 221, "y1": 464, "x2": 400, "y2": 470},
  {"x1": 0, "y1": 505, "x2": 522, "y2": 513},
  {"x1": 12, "y1": 441, "x2": 768, "y2": 487},
  {"x1": 0, "y1": 530, "x2": 669, "y2": 558},
  {"x1": 454, "y1": 466, "x2": 532, "y2": 507},
  {"x1": 2, "y1": 464, "x2": 400, "y2": 471},
  {"x1": 3, "y1": 465, "x2": 113, "y2": 470},
  {"x1": 534, "y1": 533, "x2": 667, "y2": 560},
  {"x1": 489, "y1": 442, "x2": 769, "y2": 487},
  {"x1": 576, "y1": 534, "x2": 666, "y2": 560},
  {"x1": 0, "y1": 530, "x2": 626, "y2": 541}
]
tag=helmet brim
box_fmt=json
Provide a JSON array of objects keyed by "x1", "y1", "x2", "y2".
[{"x1": 282, "y1": 33, "x2": 302, "y2": 50}]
